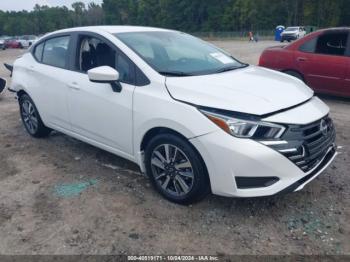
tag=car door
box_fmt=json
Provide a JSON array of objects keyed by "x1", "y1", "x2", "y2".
[
  {"x1": 29, "y1": 35, "x2": 73, "y2": 130},
  {"x1": 66, "y1": 33, "x2": 135, "y2": 157},
  {"x1": 296, "y1": 31, "x2": 348, "y2": 95}
]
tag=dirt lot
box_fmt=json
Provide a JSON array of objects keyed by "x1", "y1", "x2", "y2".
[{"x1": 0, "y1": 41, "x2": 349, "y2": 255}]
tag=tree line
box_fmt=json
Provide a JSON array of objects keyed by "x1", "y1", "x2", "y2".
[{"x1": 0, "y1": 0, "x2": 349, "y2": 36}]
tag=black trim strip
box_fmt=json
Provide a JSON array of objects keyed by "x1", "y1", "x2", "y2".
[
  {"x1": 170, "y1": 92, "x2": 313, "y2": 120},
  {"x1": 260, "y1": 97, "x2": 313, "y2": 118},
  {"x1": 276, "y1": 146, "x2": 336, "y2": 195},
  {"x1": 236, "y1": 177, "x2": 280, "y2": 189}
]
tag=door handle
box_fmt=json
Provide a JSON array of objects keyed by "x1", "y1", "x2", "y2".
[
  {"x1": 68, "y1": 82, "x2": 80, "y2": 91},
  {"x1": 297, "y1": 57, "x2": 308, "y2": 62},
  {"x1": 28, "y1": 66, "x2": 35, "y2": 72}
]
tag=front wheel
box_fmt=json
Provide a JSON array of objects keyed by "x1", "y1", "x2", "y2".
[
  {"x1": 145, "y1": 133, "x2": 210, "y2": 205},
  {"x1": 19, "y1": 94, "x2": 51, "y2": 138}
]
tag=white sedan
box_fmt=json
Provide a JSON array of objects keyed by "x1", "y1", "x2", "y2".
[{"x1": 9, "y1": 26, "x2": 337, "y2": 204}]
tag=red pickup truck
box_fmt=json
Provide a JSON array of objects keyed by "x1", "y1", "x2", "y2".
[{"x1": 259, "y1": 28, "x2": 350, "y2": 97}]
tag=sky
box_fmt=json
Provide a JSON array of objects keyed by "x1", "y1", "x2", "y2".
[{"x1": 0, "y1": 0, "x2": 103, "y2": 11}]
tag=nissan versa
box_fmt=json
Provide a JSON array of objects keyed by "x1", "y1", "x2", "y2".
[{"x1": 9, "y1": 26, "x2": 337, "y2": 204}]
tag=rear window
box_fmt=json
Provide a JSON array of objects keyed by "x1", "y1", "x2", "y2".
[{"x1": 42, "y1": 36, "x2": 70, "y2": 68}]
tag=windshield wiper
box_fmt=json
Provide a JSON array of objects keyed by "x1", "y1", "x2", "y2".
[
  {"x1": 158, "y1": 71, "x2": 193, "y2": 77},
  {"x1": 215, "y1": 64, "x2": 248, "y2": 74}
]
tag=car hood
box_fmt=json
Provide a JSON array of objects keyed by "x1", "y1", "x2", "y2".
[
  {"x1": 282, "y1": 31, "x2": 298, "y2": 35},
  {"x1": 165, "y1": 66, "x2": 314, "y2": 116}
]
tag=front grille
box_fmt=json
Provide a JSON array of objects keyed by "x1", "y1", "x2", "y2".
[{"x1": 266, "y1": 116, "x2": 336, "y2": 173}]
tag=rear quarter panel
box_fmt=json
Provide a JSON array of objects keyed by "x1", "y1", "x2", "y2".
[{"x1": 11, "y1": 53, "x2": 49, "y2": 122}]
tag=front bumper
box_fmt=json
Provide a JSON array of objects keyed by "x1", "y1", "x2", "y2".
[
  {"x1": 190, "y1": 96, "x2": 337, "y2": 198},
  {"x1": 191, "y1": 129, "x2": 337, "y2": 198},
  {"x1": 281, "y1": 34, "x2": 298, "y2": 41},
  {"x1": 278, "y1": 146, "x2": 337, "y2": 194}
]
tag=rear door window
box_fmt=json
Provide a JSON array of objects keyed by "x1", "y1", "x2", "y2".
[
  {"x1": 315, "y1": 32, "x2": 348, "y2": 56},
  {"x1": 42, "y1": 36, "x2": 70, "y2": 68}
]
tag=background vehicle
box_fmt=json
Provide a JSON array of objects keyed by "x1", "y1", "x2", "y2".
[
  {"x1": 259, "y1": 28, "x2": 350, "y2": 97},
  {"x1": 0, "y1": 36, "x2": 10, "y2": 50},
  {"x1": 4, "y1": 37, "x2": 22, "y2": 49},
  {"x1": 17, "y1": 35, "x2": 38, "y2": 48},
  {"x1": 0, "y1": 77, "x2": 6, "y2": 94},
  {"x1": 0, "y1": 39, "x2": 5, "y2": 50},
  {"x1": 280, "y1": 26, "x2": 306, "y2": 42},
  {"x1": 10, "y1": 26, "x2": 337, "y2": 204}
]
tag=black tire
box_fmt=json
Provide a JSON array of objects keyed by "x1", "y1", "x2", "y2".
[
  {"x1": 284, "y1": 70, "x2": 305, "y2": 82},
  {"x1": 19, "y1": 94, "x2": 51, "y2": 138},
  {"x1": 145, "y1": 133, "x2": 210, "y2": 205}
]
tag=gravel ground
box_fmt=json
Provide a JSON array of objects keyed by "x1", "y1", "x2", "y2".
[{"x1": 0, "y1": 41, "x2": 349, "y2": 255}]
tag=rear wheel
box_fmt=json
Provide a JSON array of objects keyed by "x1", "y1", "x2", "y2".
[
  {"x1": 19, "y1": 94, "x2": 51, "y2": 138},
  {"x1": 145, "y1": 133, "x2": 210, "y2": 205}
]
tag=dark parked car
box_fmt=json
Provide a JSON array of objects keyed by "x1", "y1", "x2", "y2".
[{"x1": 259, "y1": 28, "x2": 350, "y2": 97}]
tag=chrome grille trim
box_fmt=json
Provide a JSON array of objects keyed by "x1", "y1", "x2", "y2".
[{"x1": 264, "y1": 116, "x2": 336, "y2": 173}]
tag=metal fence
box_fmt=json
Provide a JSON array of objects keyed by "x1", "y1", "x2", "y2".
[{"x1": 192, "y1": 30, "x2": 275, "y2": 40}]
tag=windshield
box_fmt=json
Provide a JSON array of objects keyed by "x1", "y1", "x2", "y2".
[
  {"x1": 115, "y1": 31, "x2": 246, "y2": 76},
  {"x1": 285, "y1": 27, "x2": 299, "y2": 32}
]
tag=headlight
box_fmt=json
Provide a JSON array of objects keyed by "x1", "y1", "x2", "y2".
[{"x1": 200, "y1": 109, "x2": 285, "y2": 139}]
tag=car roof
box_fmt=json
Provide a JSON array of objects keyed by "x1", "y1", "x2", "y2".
[
  {"x1": 54, "y1": 26, "x2": 172, "y2": 35},
  {"x1": 317, "y1": 27, "x2": 350, "y2": 33}
]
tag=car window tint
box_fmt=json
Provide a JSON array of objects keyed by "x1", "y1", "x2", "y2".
[
  {"x1": 42, "y1": 36, "x2": 70, "y2": 68},
  {"x1": 315, "y1": 32, "x2": 348, "y2": 56},
  {"x1": 34, "y1": 42, "x2": 44, "y2": 61},
  {"x1": 299, "y1": 37, "x2": 317, "y2": 53},
  {"x1": 117, "y1": 53, "x2": 134, "y2": 84}
]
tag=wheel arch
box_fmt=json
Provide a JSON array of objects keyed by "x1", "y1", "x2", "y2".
[
  {"x1": 139, "y1": 126, "x2": 211, "y2": 190},
  {"x1": 16, "y1": 88, "x2": 49, "y2": 127},
  {"x1": 17, "y1": 89, "x2": 29, "y2": 99},
  {"x1": 140, "y1": 127, "x2": 189, "y2": 152},
  {"x1": 282, "y1": 69, "x2": 306, "y2": 83}
]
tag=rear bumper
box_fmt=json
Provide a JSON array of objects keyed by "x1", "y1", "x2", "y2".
[{"x1": 7, "y1": 87, "x2": 16, "y2": 93}]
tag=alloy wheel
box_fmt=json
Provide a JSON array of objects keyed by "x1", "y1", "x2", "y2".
[
  {"x1": 150, "y1": 144, "x2": 194, "y2": 197},
  {"x1": 21, "y1": 99, "x2": 39, "y2": 134}
]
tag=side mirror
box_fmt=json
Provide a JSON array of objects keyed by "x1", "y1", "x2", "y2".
[
  {"x1": 88, "y1": 66, "x2": 122, "y2": 93},
  {"x1": 0, "y1": 77, "x2": 6, "y2": 94}
]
